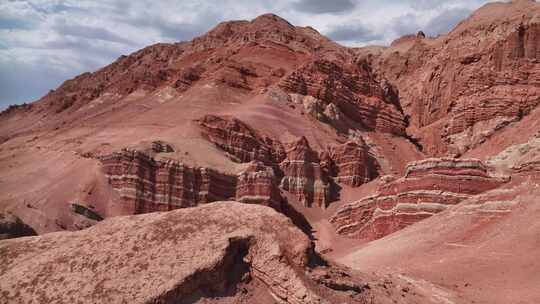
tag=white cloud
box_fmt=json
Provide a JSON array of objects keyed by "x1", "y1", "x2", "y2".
[{"x1": 0, "y1": 0, "x2": 501, "y2": 109}]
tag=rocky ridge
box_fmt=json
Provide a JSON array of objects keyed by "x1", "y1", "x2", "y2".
[
  {"x1": 359, "y1": 0, "x2": 540, "y2": 156},
  {"x1": 330, "y1": 158, "x2": 508, "y2": 240},
  {"x1": 196, "y1": 114, "x2": 285, "y2": 164},
  {"x1": 278, "y1": 59, "x2": 407, "y2": 135},
  {"x1": 100, "y1": 149, "x2": 238, "y2": 213},
  {"x1": 0, "y1": 202, "x2": 427, "y2": 304},
  {"x1": 198, "y1": 115, "x2": 381, "y2": 208}
]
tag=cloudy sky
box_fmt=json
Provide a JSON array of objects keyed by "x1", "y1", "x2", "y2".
[{"x1": 0, "y1": 0, "x2": 501, "y2": 109}]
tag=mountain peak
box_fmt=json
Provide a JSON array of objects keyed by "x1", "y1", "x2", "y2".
[
  {"x1": 201, "y1": 13, "x2": 296, "y2": 43},
  {"x1": 251, "y1": 13, "x2": 294, "y2": 28}
]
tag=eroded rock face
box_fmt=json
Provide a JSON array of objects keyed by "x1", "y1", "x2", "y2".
[
  {"x1": 280, "y1": 137, "x2": 332, "y2": 208},
  {"x1": 197, "y1": 114, "x2": 285, "y2": 164},
  {"x1": 279, "y1": 59, "x2": 407, "y2": 135},
  {"x1": 100, "y1": 149, "x2": 290, "y2": 214},
  {"x1": 330, "y1": 158, "x2": 508, "y2": 240},
  {"x1": 322, "y1": 141, "x2": 379, "y2": 187},
  {"x1": 0, "y1": 213, "x2": 37, "y2": 240},
  {"x1": 363, "y1": 1, "x2": 540, "y2": 155},
  {"x1": 236, "y1": 161, "x2": 283, "y2": 210},
  {"x1": 512, "y1": 161, "x2": 540, "y2": 178},
  {"x1": 100, "y1": 149, "x2": 237, "y2": 213},
  {"x1": 197, "y1": 115, "x2": 383, "y2": 208},
  {"x1": 0, "y1": 202, "x2": 412, "y2": 304}
]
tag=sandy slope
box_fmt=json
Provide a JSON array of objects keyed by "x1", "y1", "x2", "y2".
[{"x1": 338, "y1": 177, "x2": 540, "y2": 304}]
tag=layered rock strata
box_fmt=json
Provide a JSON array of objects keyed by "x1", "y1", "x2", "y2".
[
  {"x1": 279, "y1": 137, "x2": 332, "y2": 208},
  {"x1": 198, "y1": 116, "x2": 381, "y2": 208},
  {"x1": 151, "y1": 140, "x2": 174, "y2": 153},
  {"x1": 100, "y1": 149, "x2": 290, "y2": 213},
  {"x1": 236, "y1": 161, "x2": 283, "y2": 210},
  {"x1": 321, "y1": 141, "x2": 379, "y2": 187},
  {"x1": 330, "y1": 158, "x2": 508, "y2": 240},
  {"x1": 279, "y1": 59, "x2": 407, "y2": 135},
  {"x1": 361, "y1": 2, "x2": 540, "y2": 155},
  {"x1": 512, "y1": 161, "x2": 540, "y2": 178},
  {"x1": 0, "y1": 202, "x2": 418, "y2": 304},
  {"x1": 197, "y1": 114, "x2": 285, "y2": 164},
  {"x1": 100, "y1": 149, "x2": 238, "y2": 214}
]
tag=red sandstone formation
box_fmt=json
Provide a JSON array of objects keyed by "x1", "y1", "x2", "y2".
[
  {"x1": 279, "y1": 59, "x2": 406, "y2": 135},
  {"x1": 100, "y1": 149, "x2": 237, "y2": 213},
  {"x1": 338, "y1": 174, "x2": 540, "y2": 304},
  {"x1": 198, "y1": 115, "x2": 382, "y2": 207},
  {"x1": 100, "y1": 149, "x2": 289, "y2": 213},
  {"x1": 197, "y1": 114, "x2": 285, "y2": 164},
  {"x1": 322, "y1": 140, "x2": 379, "y2": 187},
  {"x1": 279, "y1": 137, "x2": 332, "y2": 208},
  {"x1": 330, "y1": 158, "x2": 508, "y2": 240},
  {"x1": 0, "y1": 202, "x2": 427, "y2": 304},
  {"x1": 512, "y1": 161, "x2": 540, "y2": 177},
  {"x1": 236, "y1": 161, "x2": 283, "y2": 210},
  {"x1": 358, "y1": 0, "x2": 540, "y2": 156}
]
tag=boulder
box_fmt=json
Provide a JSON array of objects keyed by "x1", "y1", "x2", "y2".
[{"x1": 0, "y1": 202, "x2": 418, "y2": 304}]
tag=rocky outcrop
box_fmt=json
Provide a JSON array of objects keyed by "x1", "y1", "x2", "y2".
[
  {"x1": 330, "y1": 158, "x2": 508, "y2": 240},
  {"x1": 361, "y1": 1, "x2": 540, "y2": 155},
  {"x1": 100, "y1": 149, "x2": 290, "y2": 214},
  {"x1": 65, "y1": 203, "x2": 104, "y2": 231},
  {"x1": 197, "y1": 115, "x2": 285, "y2": 164},
  {"x1": 0, "y1": 202, "x2": 420, "y2": 304},
  {"x1": 321, "y1": 141, "x2": 379, "y2": 187},
  {"x1": 487, "y1": 132, "x2": 540, "y2": 178},
  {"x1": 70, "y1": 203, "x2": 103, "y2": 222},
  {"x1": 236, "y1": 161, "x2": 283, "y2": 210},
  {"x1": 280, "y1": 137, "x2": 332, "y2": 208},
  {"x1": 100, "y1": 149, "x2": 237, "y2": 214},
  {"x1": 0, "y1": 213, "x2": 37, "y2": 240},
  {"x1": 151, "y1": 140, "x2": 174, "y2": 153},
  {"x1": 492, "y1": 22, "x2": 540, "y2": 70},
  {"x1": 279, "y1": 59, "x2": 407, "y2": 135},
  {"x1": 512, "y1": 161, "x2": 540, "y2": 178},
  {"x1": 198, "y1": 115, "x2": 382, "y2": 207}
]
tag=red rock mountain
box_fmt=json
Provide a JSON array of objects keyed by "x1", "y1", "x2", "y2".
[{"x1": 1, "y1": 1, "x2": 540, "y2": 303}]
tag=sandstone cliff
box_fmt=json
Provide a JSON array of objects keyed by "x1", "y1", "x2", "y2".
[
  {"x1": 359, "y1": 0, "x2": 540, "y2": 156},
  {"x1": 100, "y1": 149, "x2": 238, "y2": 213},
  {"x1": 197, "y1": 114, "x2": 285, "y2": 164},
  {"x1": 279, "y1": 137, "x2": 332, "y2": 208},
  {"x1": 198, "y1": 115, "x2": 382, "y2": 208},
  {"x1": 330, "y1": 158, "x2": 508, "y2": 240},
  {"x1": 236, "y1": 161, "x2": 283, "y2": 210},
  {"x1": 279, "y1": 59, "x2": 407, "y2": 135},
  {"x1": 321, "y1": 140, "x2": 379, "y2": 187}
]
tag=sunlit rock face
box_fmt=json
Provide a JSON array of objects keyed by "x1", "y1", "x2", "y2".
[
  {"x1": 100, "y1": 149, "x2": 237, "y2": 213},
  {"x1": 279, "y1": 137, "x2": 332, "y2": 208},
  {"x1": 330, "y1": 158, "x2": 508, "y2": 240}
]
